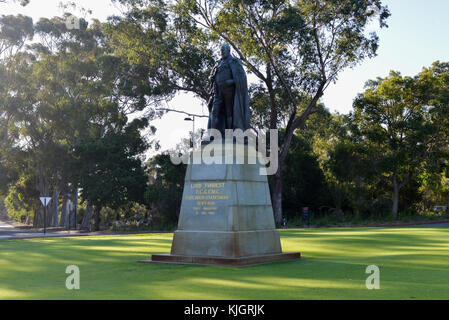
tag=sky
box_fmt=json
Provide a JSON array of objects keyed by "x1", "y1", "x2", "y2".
[{"x1": 1, "y1": 0, "x2": 449, "y2": 157}]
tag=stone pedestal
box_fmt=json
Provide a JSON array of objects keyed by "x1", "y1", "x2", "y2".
[{"x1": 140, "y1": 142, "x2": 300, "y2": 266}]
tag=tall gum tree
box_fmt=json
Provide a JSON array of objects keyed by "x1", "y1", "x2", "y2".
[
  {"x1": 350, "y1": 64, "x2": 448, "y2": 218},
  {"x1": 117, "y1": 0, "x2": 390, "y2": 224},
  {"x1": 1, "y1": 15, "x2": 154, "y2": 227},
  {"x1": 29, "y1": 17, "x2": 154, "y2": 228}
]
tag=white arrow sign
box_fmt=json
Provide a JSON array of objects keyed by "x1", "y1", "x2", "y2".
[{"x1": 40, "y1": 197, "x2": 52, "y2": 207}]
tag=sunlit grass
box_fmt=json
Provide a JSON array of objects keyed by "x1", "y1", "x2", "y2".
[{"x1": 0, "y1": 228, "x2": 448, "y2": 300}]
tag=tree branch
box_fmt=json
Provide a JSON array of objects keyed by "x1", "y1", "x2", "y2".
[{"x1": 156, "y1": 108, "x2": 208, "y2": 118}]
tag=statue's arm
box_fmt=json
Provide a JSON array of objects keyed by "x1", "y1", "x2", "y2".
[
  {"x1": 207, "y1": 64, "x2": 218, "y2": 111},
  {"x1": 230, "y1": 58, "x2": 247, "y2": 87},
  {"x1": 236, "y1": 59, "x2": 247, "y2": 82}
]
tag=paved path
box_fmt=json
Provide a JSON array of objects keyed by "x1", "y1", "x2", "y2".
[
  {"x1": 0, "y1": 220, "x2": 36, "y2": 239},
  {"x1": 0, "y1": 220, "x2": 14, "y2": 229},
  {"x1": 0, "y1": 219, "x2": 85, "y2": 240},
  {"x1": 408, "y1": 222, "x2": 449, "y2": 228},
  {"x1": 0, "y1": 219, "x2": 172, "y2": 240}
]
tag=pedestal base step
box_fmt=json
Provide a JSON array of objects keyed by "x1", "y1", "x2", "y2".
[{"x1": 139, "y1": 252, "x2": 301, "y2": 267}]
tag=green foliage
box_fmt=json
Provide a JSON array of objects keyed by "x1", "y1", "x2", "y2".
[
  {"x1": 279, "y1": 131, "x2": 329, "y2": 218},
  {"x1": 4, "y1": 174, "x2": 38, "y2": 222},
  {"x1": 0, "y1": 14, "x2": 33, "y2": 56},
  {"x1": 106, "y1": 0, "x2": 216, "y2": 103},
  {"x1": 107, "y1": 0, "x2": 392, "y2": 225},
  {"x1": 302, "y1": 62, "x2": 449, "y2": 221},
  {"x1": 72, "y1": 120, "x2": 148, "y2": 210},
  {"x1": 1, "y1": 5, "x2": 448, "y2": 229},
  {"x1": 144, "y1": 153, "x2": 186, "y2": 225},
  {"x1": 348, "y1": 65, "x2": 449, "y2": 217},
  {"x1": 0, "y1": 14, "x2": 155, "y2": 228}
]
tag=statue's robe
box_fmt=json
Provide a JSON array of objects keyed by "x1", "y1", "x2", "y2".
[{"x1": 208, "y1": 56, "x2": 251, "y2": 134}]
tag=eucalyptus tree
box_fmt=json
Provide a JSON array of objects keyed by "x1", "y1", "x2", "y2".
[
  {"x1": 350, "y1": 65, "x2": 448, "y2": 218},
  {"x1": 0, "y1": 14, "x2": 33, "y2": 153},
  {"x1": 28, "y1": 16, "x2": 153, "y2": 227},
  {"x1": 415, "y1": 62, "x2": 449, "y2": 214},
  {"x1": 106, "y1": 0, "x2": 217, "y2": 111},
  {"x1": 111, "y1": 0, "x2": 390, "y2": 224},
  {"x1": 2, "y1": 15, "x2": 153, "y2": 227},
  {"x1": 144, "y1": 152, "x2": 187, "y2": 225},
  {"x1": 0, "y1": 14, "x2": 36, "y2": 223},
  {"x1": 72, "y1": 118, "x2": 149, "y2": 231},
  {"x1": 0, "y1": 14, "x2": 33, "y2": 58}
]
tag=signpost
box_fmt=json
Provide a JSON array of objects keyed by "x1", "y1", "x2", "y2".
[{"x1": 39, "y1": 197, "x2": 52, "y2": 235}]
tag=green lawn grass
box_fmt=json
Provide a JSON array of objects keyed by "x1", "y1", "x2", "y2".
[{"x1": 1, "y1": 227, "x2": 448, "y2": 300}]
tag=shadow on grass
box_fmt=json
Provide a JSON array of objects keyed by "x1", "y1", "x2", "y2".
[{"x1": 0, "y1": 228, "x2": 448, "y2": 299}]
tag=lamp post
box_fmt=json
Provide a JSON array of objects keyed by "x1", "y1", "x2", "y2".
[{"x1": 184, "y1": 116, "x2": 195, "y2": 148}]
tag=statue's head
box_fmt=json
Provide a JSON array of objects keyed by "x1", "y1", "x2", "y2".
[{"x1": 221, "y1": 44, "x2": 231, "y2": 59}]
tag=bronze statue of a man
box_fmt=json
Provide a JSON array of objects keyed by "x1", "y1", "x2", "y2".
[{"x1": 207, "y1": 44, "x2": 251, "y2": 137}]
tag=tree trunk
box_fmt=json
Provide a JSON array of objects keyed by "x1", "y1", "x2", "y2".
[
  {"x1": 446, "y1": 189, "x2": 449, "y2": 215},
  {"x1": 60, "y1": 195, "x2": 69, "y2": 227},
  {"x1": 35, "y1": 163, "x2": 49, "y2": 228},
  {"x1": 272, "y1": 169, "x2": 283, "y2": 226},
  {"x1": 69, "y1": 192, "x2": 77, "y2": 229},
  {"x1": 392, "y1": 178, "x2": 399, "y2": 219},
  {"x1": 266, "y1": 64, "x2": 278, "y2": 130},
  {"x1": 270, "y1": 114, "x2": 299, "y2": 227},
  {"x1": 355, "y1": 175, "x2": 363, "y2": 215},
  {"x1": 33, "y1": 206, "x2": 43, "y2": 228},
  {"x1": 270, "y1": 122, "x2": 297, "y2": 227},
  {"x1": 81, "y1": 202, "x2": 92, "y2": 231},
  {"x1": 94, "y1": 206, "x2": 102, "y2": 231},
  {"x1": 49, "y1": 190, "x2": 60, "y2": 227}
]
